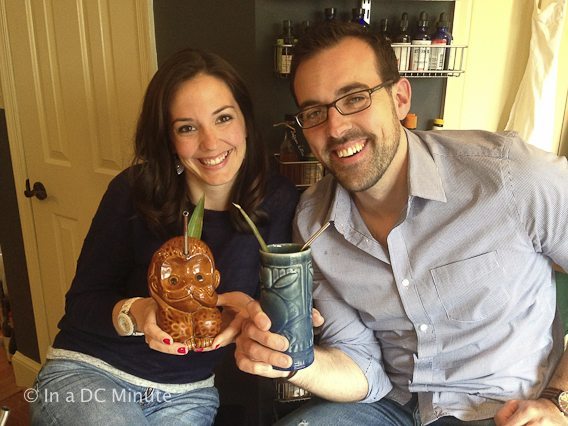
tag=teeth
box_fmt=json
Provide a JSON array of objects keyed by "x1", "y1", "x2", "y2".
[
  {"x1": 201, "y1": 151, "x2": 229, "y2": 166},
  {"x1": 337, "y1": 143, "x2": 364, "y2": 158}
]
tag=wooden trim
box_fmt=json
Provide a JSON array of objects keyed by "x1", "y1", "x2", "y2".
[
  {"x1": 12, "y1": 350, "x2": 41, "y2": 388},
  {"x1": 0, "y1": 0, "x2": 51, "y2": 364}
]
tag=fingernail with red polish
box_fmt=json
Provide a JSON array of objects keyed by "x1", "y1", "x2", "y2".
[
  {"x1": 214, "y1": 344, "x2": 220, "y2": 349},
  {"x1": 177, "y1": 347, "x2": 187, "y2": 354},
  {"x1": 163, "y1": 338, "x2": 171, "y2": 345}
]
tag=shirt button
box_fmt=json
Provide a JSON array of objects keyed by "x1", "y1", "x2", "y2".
[
  {"x1": 419, "y1": 324, "x2": 429, "y2": 332},
  {"x1": 401, "y1": 279, "x2": 410, "y2": 287}
]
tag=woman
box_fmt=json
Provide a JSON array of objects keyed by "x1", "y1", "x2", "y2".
[{"x1": 30, "y1": 48, "x2": 299, "y2": 425}]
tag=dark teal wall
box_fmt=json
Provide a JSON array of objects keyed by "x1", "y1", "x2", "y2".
[
  {"x1": 0, "y1": 109, "x2": 40, "y2": 363},
  {"x1": 153, "y1": 0, "x2": 455, "y2": 153}
]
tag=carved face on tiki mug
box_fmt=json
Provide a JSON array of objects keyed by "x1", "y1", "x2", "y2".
[{"x1": 148, "y1": 236, "x2": 222, "y2": 350}]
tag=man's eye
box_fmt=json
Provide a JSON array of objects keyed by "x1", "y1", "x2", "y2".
[
  {"x1": 345, "y1": 94, "x2": 367, "y2": 106},
  {"x1": 305, "y1": 109, "x2": 322, "y2": 121}
]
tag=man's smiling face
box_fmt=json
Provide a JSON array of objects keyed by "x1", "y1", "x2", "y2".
[{"x1": 294, "y1": 37, "x2": 405, "y2": 192}]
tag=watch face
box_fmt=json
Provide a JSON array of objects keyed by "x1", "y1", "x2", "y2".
[
  {"x1": 559, "y1": 391, "x2": 568, "y2": 414},
  {"x1": 118, "y1": 313, "x2": 134, "y2": 335}
]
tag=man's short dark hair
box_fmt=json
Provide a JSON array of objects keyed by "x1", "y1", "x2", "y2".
[{"x1": 290, "y1": 21, "x2": 400, "y2": 103}]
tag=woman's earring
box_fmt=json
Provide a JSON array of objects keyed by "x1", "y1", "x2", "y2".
[{"x1": 175, "y1": 156, "x2": 184, "y2": 175}]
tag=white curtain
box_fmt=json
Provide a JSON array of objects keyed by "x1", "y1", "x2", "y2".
[{"x1": 505, "y1": 0, "x2": 566, "y2": 152}]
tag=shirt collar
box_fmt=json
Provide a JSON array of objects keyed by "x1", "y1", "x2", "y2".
[
  {"x1": 406, "y1": 129, "x2": 447, "y2": 203},
  {"x1": 329, "y1": 128, "x2": 447, "y2": 228}
]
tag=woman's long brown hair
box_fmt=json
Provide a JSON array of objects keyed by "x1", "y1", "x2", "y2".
[{"x1": 129, "y1": 48, "x2": 268, "y2": 236}]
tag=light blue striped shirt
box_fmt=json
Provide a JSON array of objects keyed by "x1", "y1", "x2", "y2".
[{"x1": 294, "y1": 130, "x2": 568, "y2": 424}]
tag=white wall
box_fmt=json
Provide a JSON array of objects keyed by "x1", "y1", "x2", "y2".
[{"x1": 445, "y1": 0, "x2": 567, "y2": 153}]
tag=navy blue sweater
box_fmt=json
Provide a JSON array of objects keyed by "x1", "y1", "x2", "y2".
[{"x1": 53, "y1": 168, "x2": 298, "y2": 384}]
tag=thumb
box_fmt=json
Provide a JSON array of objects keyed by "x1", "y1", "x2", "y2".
[{"x1": 494, "y1": 400, "x2": 518, "y2": 425}]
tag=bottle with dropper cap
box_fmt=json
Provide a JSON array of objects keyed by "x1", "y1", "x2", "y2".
[
  {"x1": 392, "y1": 12, "x2": 411, "y2": 71},
  {"x1": 378, "y1": 18, "x2": 392, "y2": 43},
  {"x1": 429, "y1": 12, "x2": 452, "y2": 71},
  {"x1": 351, "y1": 8, "x2": 368, "y2": 30},
  {"x1": 410, "y1": 11, "x2": 431, "y2": 71},
  {"x1": 324, "y1": 7, "x2": 336, "y2": 22}
]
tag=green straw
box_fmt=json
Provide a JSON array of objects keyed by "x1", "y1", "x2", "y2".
[{"x1": 232, "y1": 203, "x2": 269, "y2": 252}]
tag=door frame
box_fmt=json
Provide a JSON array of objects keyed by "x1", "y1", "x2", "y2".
[{"x1": 0, "y1": 0, "x2": 157, "y2": 385}]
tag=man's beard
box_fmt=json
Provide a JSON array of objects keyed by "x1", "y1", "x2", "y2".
[{"x1": 323, "y1": 116, "x2": 401, "y2": 193}]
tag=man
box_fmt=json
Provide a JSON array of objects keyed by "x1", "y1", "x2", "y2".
[{"x1": 234, "y1": 21, "x2": 568, "y2": 425}]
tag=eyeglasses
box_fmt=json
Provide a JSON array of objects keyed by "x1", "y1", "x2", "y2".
[{"x1": 294, "y1": 80, "x2": 394, "y2": 129}]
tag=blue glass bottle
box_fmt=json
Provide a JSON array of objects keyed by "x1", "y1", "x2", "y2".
[
  {"x1": 429, "y1": 12, "x2": 453, "y2": 71},
  {"x1": 410, "y1": 11, "x2": 431, "y2": 71},
  {"x1": 351, "y1": 8, "x2": 369, "y2": 30}
]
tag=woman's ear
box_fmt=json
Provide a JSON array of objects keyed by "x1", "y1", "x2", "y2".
[{"x1": 391, "y1": 78, "x2": 412, "y2": 121}]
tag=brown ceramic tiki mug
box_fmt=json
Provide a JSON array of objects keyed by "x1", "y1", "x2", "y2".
[{"x1": 148, "y1": 196, "x2": 222, "y2": 350}]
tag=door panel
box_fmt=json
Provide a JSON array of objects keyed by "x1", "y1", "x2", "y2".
[{"x1": 0, "y1": 0, "x2": 156, "y2": 352}]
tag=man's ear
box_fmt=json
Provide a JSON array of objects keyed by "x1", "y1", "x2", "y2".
[{"x1": 391, "y1": 78, "x2": 412, "y2": 120}]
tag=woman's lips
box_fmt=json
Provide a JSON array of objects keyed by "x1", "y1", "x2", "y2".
[{"x1": 199, "y1": 149, "x2": 230, "y2": 166}]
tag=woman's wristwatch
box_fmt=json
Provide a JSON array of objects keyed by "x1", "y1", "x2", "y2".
[
  {"x1": 540, "y1": 387, "x2": 568, "y2": 415},
  {"x1": 116, "y1": 297, "x2": 144, "y2": 336}
]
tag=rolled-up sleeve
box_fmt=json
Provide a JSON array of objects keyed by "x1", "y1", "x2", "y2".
[{"x1": 312, "y1": 265, "x2": 393, "y2": 402}]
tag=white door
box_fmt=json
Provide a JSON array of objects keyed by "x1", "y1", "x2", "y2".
[{"x1": 0, "y1": 0, "x2": 156, "y2": 359}]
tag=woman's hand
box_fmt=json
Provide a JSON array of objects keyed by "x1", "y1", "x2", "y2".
[{"x1": 128, "y1": 297, "x2": 191, "y2": 355}]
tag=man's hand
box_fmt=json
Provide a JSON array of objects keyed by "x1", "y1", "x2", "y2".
[
  {"x1": 234, "y1": 300, "x2": 294, "y2": 378},
  {"x1": 494, "y1": 398, "x2": 568, "y2": 425},
  {"x1": 205, "y1": 291, "x2": 255, "y2": 351}
]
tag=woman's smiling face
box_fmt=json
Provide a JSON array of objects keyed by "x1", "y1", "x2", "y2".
[{"x1": 170, "y1": 73, "x2": 247, "y2": 192}]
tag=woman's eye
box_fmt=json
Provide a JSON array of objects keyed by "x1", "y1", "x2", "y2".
[
  {"x1": 176, "y1": 124, "x2": 196, "y2": 135},
  {"x1": 216, "y1": 114, "x2": 233, "y2": 124}
]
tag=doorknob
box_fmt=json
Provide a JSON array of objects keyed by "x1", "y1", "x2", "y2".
[{"x1": 24, "y1": 179, "x2": 48, "y2": 200}]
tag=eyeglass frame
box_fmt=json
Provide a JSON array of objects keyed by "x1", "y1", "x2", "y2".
[{"x1": 293, "y1": 80, "x2": 395, "y2": 129}]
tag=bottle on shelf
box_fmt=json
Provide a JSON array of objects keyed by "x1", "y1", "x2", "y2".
[
  {"x1": 429, "y1": 12, "x2": 452, "y2": 71},
  {"x1": 274, "y1": 20, "x2": 295, "y2": 78},
  {"x1": 302, "y1": 149, "x2": 324, "y2": 186},
  {"x1": 275, "y1": 115, "x2": 309, "y2": 187},
  {"x1": 351, "y1": 8, "x2": 368, "y2": 30},
  {"x1": 392, "y1": 12, "x2": 411, "y2": 71},
  {"x1": 432, "y1": 118, "x2": 444, "y2": 130},
  {"x1": 410, "y1": 11, "x2": 431, "y2": 72},
  {"x1": 378, "y1": 18, "x2": 392, "y2": 43},
  {"x1": 277, "y1": 115, "x2": 303, "y2": 161},
  {"x1": 402, "y1": 113, "x2": 417, "y2": 130},
  {"x1": 395, "y1": 12, "x2": 411, "y2": 43},
  {"x1": 324, "y1": 7, "x2": 336, "y2": 22}
]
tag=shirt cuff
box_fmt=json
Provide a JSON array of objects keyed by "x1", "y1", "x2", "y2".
[{"x1": 326, "y1": 342, "x2": 393, "y2": 403}]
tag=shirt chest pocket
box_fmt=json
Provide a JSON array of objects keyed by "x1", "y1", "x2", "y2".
[{"x1": 430, "y1": 251, "x2": 510, "y2": 322}]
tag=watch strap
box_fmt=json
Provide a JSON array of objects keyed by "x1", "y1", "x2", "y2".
[
  {"x1": 119, "y1": 297, "x2": 144, "y2": 336},
  {"x1": 541, "y1": 387, "x2": 566, "y2": 414}
]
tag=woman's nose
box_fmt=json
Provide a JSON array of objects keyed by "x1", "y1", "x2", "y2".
[{"x1": 199, "y1": 127, "x2": 218, "y2": 151}]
